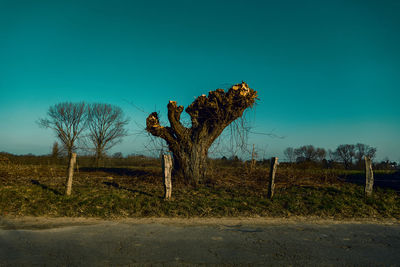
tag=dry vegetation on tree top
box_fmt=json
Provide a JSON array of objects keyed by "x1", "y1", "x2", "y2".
[{"x1": 0, "y1": 156, "x2": 399, "y2": 219}]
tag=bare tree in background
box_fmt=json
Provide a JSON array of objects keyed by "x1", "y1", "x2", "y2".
[
  {"x1": 51, "y1": 142, "x2": 61, "y2": 159},
  {"x1": 146, "y1": 82, "x2": 258, "y2": 185},
  {"x1": 292, "y1": 145, "x2": 326, "y2": 163},
  {"x1": 294, "y1": 145, "x2": 317, "y2": 162},
  {"x1": 39, "y1": 102, "x2": 88, "y2": 159},
  {"x1": 328, "y1": 149, "x2": 335, "y2": 161},
  {"x1": 355, "y1": 143, "x2": 376, "y2": 168},
  {"x1": 315, "y1": 148, "x2": 326, "y2": 162},
  {"x1": 284, "y1": 147, "x2": 295, "y2": 162},
  {"x1": 332, "y1": 144, "x2": 355, "y2": 169},
  {"x1": 86, "y1": 103, "x2": 129, "y2": 167}
]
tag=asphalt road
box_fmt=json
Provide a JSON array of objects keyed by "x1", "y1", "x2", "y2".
[{"x1": 0, "y1": 217, "x2": 399, "y2": 266}]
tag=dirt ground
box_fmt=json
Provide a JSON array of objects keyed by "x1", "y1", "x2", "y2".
[{"x1": 1, "y1": 216, "x2": 400, "y2": 266}]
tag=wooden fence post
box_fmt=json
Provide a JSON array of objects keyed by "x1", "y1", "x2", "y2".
[
  {"x1": 162, "y1": 154, "x2": 173, "y2": 200},
  {"x1": 364, "y1": 156, "x2": 374, "y2": 197},
  {"x1": 267, "y1": 157, "x2": 278, "y2": 199},
  {"x1": 66, "y1": 153, "x2": 77, "y2": 196}
]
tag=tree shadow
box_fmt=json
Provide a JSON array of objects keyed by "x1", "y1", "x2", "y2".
[
  {"x1": 80, "y1": 167, "x2": 155, "y2": 178},
  {"x1": 103, "y1": 181, "x2": 155, "y2": 197},
  {"x1": 339, "y1": 171, "x2": 400, "y2": 192},
  {"x1": 31, "y1": 179, "x2": 62, "y2": 195}
]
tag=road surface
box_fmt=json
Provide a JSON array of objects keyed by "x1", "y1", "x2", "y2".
[{"x1": 1, "y1": 217, "x2": 399, "y2": 266}]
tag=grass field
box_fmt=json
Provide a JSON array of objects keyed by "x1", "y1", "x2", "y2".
[{"x1": 0, "y1": 157, "x2": 399, "y2": 219}]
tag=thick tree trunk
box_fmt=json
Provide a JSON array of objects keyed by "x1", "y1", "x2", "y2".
[{"x1": 171, "y1": 143, "x2": 208, "y2": 185}]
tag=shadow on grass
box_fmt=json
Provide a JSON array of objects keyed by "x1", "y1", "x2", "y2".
[
  {"x1": 80, "y1": 167, "x2": 157, "y2": 178},
  {"x1": 297, "y1": 185, "x2": 342, "y2": 193},
  {"x1": 31, "y1": 179, "x2": 62, "y2": 195},
  {"x1": 340, "y1": 171, "x2": 400, "y2": 191},
  {"x1": 103, "y1": 181, "x2": 155, "y2": 197}
]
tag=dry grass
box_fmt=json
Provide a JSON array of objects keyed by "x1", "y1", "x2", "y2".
[{"x1": 0, "y1": 159, "x2": 399, "y2": 219}]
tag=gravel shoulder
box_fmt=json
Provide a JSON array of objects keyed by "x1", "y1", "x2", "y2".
[{"x1": 1, "y1": 216, "x2": 399, "y2": 230}]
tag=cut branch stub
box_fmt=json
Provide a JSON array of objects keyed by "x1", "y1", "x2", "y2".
[
  {"x1": 146, "y1": 112, "x2": 177, "y2": 146},
  {"x1": 167, "y1": 101, "x2": 187, "y2": 140}
]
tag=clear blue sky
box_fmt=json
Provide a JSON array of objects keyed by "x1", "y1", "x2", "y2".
[{"x1": 0, "y1": 0, "x2": 399, "y2": 162}]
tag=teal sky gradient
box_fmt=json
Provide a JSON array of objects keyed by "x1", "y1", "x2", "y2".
[{"x1": 0, "y1": 0, "x2": 399, "y2": 161}]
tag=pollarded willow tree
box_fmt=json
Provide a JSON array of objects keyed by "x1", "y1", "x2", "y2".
[{"x1": 146, "y1": 82, "x2": 258, "y2": 185}]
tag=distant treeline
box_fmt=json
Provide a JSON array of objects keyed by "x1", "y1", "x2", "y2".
[
  {"x1": 282, "y1": 143, "x2": 397, "y2": 170},
  {"x1": 216, "y1": 143, "x2": 397, "y2": 170},
  {"x1": 0, "y1": 143, "x2": 397, "y2": 170},
  {"x1": 0, "y1": 151, "x2": 158, "y2": 168},
  {"x1": 0, "y1": 152, "x2": 400, "y2": 170}
]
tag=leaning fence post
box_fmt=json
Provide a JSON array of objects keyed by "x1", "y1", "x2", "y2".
[
  {"x1": 364, "y1": 156, "x2": 374, "y2": 197},
  {"x1": 161, "y1": 154, "x2": 173, "y2": 200},
  {"x1": 66, "y1": 153, "x2": 77, "y2": 196},
  {"x1": 267, "y1": 157, "x2": 278, "y2": 199}
]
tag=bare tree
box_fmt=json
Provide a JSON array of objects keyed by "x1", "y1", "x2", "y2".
[
  {"x1": 293, "y1": 145, "x2": 326, "y2": 163},
  {"x1": 328, "y1": 149, "x2": 335, "y2": 161},
  {"x1": 39, "y1": 102, "x2": 87, "y2": 159},
  {"x1": 283, "y1": 147, "x2": 295, "y2": 162},
  {"x1": 51, "y1": 142, "x2": 61, "y2": 159},
  {"x1": 294, "y1": 145, "x2": 317, "y2": 162},
  {"x1": 355, "y1": 143, "x2": 376, "y2": 168},
  {"x1": 315, "y1": 148, "x2": 326, "y2": 162},
  {"x1": 112, "y1": 152, "x2": 123, "y2": 159},
  {"x1": 39, "y1": 102, "x2": 87, "y2": 196},
  {"x1": 146, "y1": 82, "x2": 258, "y2": 185},
  {"x1": 86, "y1": 103, "x2": 129, "y2": 167},
  {"x1": 332, "y1": 144, "x2": 355, "y2": 169}
]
